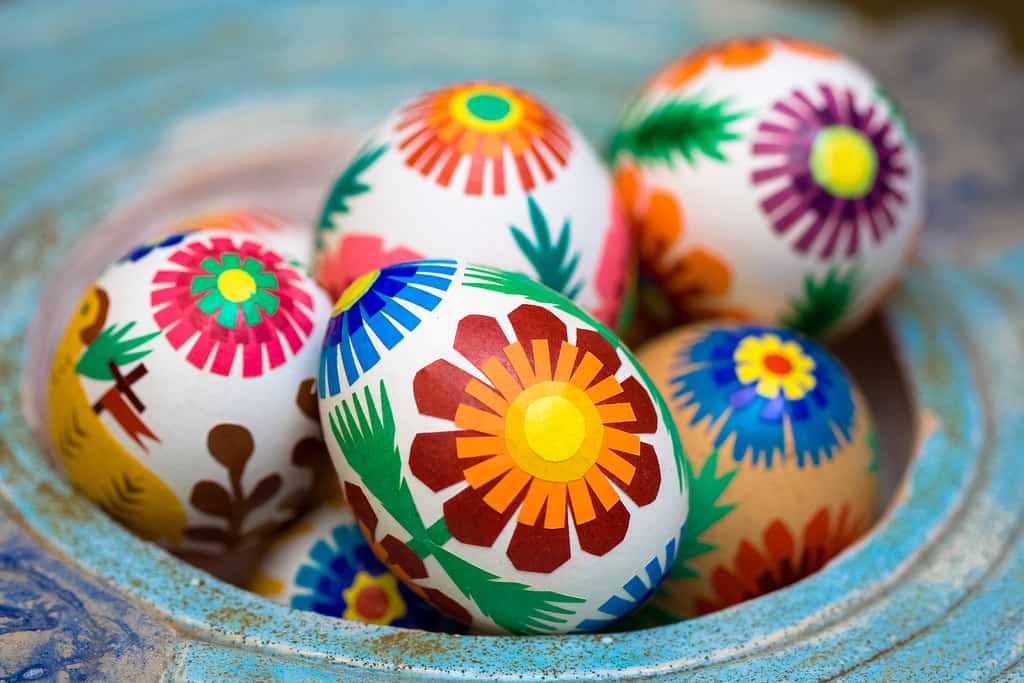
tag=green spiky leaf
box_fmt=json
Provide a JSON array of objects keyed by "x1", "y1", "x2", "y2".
[
  {"x1": 609, "y1": 95, "x2": 747, "y2": 168},
  {"x1": 867, "y1": 429, "x2": 880, "y2": 474},
  {"x1": 510, "y1": 196, "x2": 583, "y2": 299},
  {"x1": 670, "y1": 450, "x2": 737, "y2": 579},
  {"x1": 75, "y1": 323, "x2": 159, "y2": 380},
  {"x1": 316, "y1": 141, "x2": 388, "y2": 247},
  {"x1": 782, "y1": 267, "x2": 859, "y2": 338}
]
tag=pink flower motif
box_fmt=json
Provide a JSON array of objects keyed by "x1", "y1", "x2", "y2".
[
  {"x1": 315, "y1": 233, "x2": 424, "y2": 301},
  {"x1": 591, "y1": 194, "x2": 632, "y2": 327}
]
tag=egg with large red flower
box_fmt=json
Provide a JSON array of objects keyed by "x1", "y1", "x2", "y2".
[
  {"x1": 313, "y1": 81, "x2": 633, "y2": 331},
  {"x1": 634, "y1": 322, "x2": 878, "y2": 619},
  {"x1": 317, "y1": 260, "x2": 687, "y2": 634},
  {"x1": 611, "y1": 36, "x2": 924, "y2": 338},
  {"x1": 47, "y1": 229, "x2": 333, "y2": 559}
]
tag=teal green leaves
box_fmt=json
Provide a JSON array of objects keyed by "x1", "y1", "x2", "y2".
[
  {"x1": 75, "y1": 323, "x2": 159, "y2": 380},
  {"x1": 867, "y1": 429, "x2": 880, "y2": 474},
  {"x1": 670, "y1": 450, "x2": 737, "y2": 579},
  {"x1": 316, "y1": 141, "x2": 388, "y2": 247},
  {"x1": 328, "y1": 382, "x2": 584, "y2": 633},
  {"x1": 610, "y1": 95, "x2": 747, "y2": 168},
  {"x1": 782, "y1": 267, "x2": 859, "y2": 338},
  {"x1": 510, "y1": 197, "x2": 582, "y2": 300}
]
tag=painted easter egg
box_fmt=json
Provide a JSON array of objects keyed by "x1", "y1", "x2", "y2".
[
  {"x1": 611, "y1": 36, "x2": 924, "y2": 338},
  {"x1": 47, "y1": 229, "x2": 333, "y2": 556},
  {"x1": 317, "y1": 260, "x2": 687, "y2": 634},
  {"x1": 634, "y1": 322, "x2": 878, "y2": 619},
  {"x1": 313, "y1": 81, "x2": 633, "y2": 330},
  {"x1": 248, "y1": 500, "x2": 465, "y2": 631}
]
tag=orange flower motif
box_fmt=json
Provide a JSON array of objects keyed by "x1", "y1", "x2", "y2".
[
  {"x1": 696, "y1": 503, "x2": 868, "y2": 615},
  {"x1": 411, "y1": 304, "x2": 662, "y2": 573},
  {"x1": 650, "y1": 36, "x2": 837, "y2": 90},
  {"x1": 615, "y1": 164, "x2": 749, "y2": 322}
]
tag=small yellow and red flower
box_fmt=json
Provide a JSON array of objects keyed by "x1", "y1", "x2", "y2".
[
  {"x1": 410, "y1": 304, "x2": 662, "y2": 573},
  {"x1": 733, "y1": 332, "x2": 816, "y2": 401}
]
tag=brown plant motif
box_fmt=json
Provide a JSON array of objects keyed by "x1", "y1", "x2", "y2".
[
  {"x1": 277, "y1": 378, "x2": 338, "y2": 515},
  {"x1": 183, "y1": 423, "x2": 285, "y2": 551}
]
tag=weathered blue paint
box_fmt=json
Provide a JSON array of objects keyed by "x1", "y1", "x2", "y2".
[{"x1": 1, "y1": 1, "x2": 1022, "y2": 680}]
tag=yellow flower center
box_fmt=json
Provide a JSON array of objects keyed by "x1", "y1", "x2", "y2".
[
  {"x1": 524, "y1": 395, "x2": 586, "y2": 463},
  {"x1": 342, "y1": 571, "x2": 406, "y2": 625},
  {"x1": 505, "y1": 381, "x2": 603, "y2": 482},
  {"x1": 334, "y1": 270, "x2": 380, "y2": 315},
  {"x1": 217, "y1": 268, "x2": 257, "y2": 303},
  {"x1": 450, "y1": 85, "x2": 524, "y2": 133},
  {"x1": 809, "y1": 125, "x2": 878, "y2": 199}
]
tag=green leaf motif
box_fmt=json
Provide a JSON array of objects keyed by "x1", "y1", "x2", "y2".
[
  {"x1": 609, "y1": 95, "x2": 747, "y2": 168},
  {"x1": 316, "y1": 141, "x2": 388, "y2": 248},
  {"x1": 875, "y1": 85, "x2": 915, "y2": 147},
  {"x1": 670, "y1": 450, "x2": 737, "y2": 580},
  {"x1": 510, "y1": 197, "x2": 583, "y2": 300},
  {"x1": 463, "y1": 265, "x2": 688, "y2": 494},
  {"x1": 75, "y1": 323, "x2": 159, "y2": 380},
  {"x1": 328, "y1": 381, "x2": 584, "y2": 633},
  {"x1": 782, "y1": 267, "x2": 859, "y2": 338},
  {"x1": 867, "y1": 429, "x2": 880, "y2": 474}
]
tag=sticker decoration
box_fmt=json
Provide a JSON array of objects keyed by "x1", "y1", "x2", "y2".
[
  {"x1": 396, "y1": 82, "x2": 572, "y2": 196},
  {"x1": 781, "y1": 267, "x2": 859, "y2": 337},
  {"x1": 509, "y1": 196, "x2": 582, "y2": 300},
  {"x1": 670, "y1": 451, "x2": 737, "y2": 579},
  {"x1": 751, "y1": 84, "x2": 910, "y2": 259},
  {"x1": 316, "y1": 141, "x2": 389, "y2": 247},
  {"x1": 315, "y1": 233, "x2": 424, "y2": 302},
  {"x1": 318, "y1": 259, "x2": 457, "y2": 398},
  {"x1": 151, "y1": 235, "x2": 316, "y2": 377}
]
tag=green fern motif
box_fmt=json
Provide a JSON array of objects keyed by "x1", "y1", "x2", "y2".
[
  {"x1": 670, "y1": 451, "x2": 737, "y2": 580},
  {"x1": 510, "y1": 197, "x2": 582, "y2": 300},
  {"x1": 609, "y1": 95, "x2": 747, "y2": 168},
  {"x1": 782, "y1": 267, "x2": 859, "y2": 338},
  {"x1": 328, "y1": 381, "x2": 583, "y2": 633},
  {"x1": 462, "y1": 265, "x2": 687, "y2": 494},
  {"x1": 316, "y1": 141, "x2": 388, "y2": 248},
  {"x1": 867, "y1": 430, "x2": 880, "y2": 474},
  {"x1": 75, "y1": 323, "x2": 159, "y2": 380}
]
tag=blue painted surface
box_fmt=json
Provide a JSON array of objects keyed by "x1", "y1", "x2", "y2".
[{"x1": 0, "y1": 0, "x2": 1022, "y2": 680}]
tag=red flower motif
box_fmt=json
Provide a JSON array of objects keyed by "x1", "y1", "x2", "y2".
[
  {"x1": 315, "y1": 233, "x2": 424, "y2": 302},
  {"x1": 591, "y1": 193, "x2": 632, "y2": 328},
  {"x1": 696, "y1": 503, "x2": 868, "y2": 615},
  {"x1": 344, "y1": 482, "x2": 473, "y2": 626},
  {"x1": 410, "y1": 304, "x2": 662, "y2": 573}
]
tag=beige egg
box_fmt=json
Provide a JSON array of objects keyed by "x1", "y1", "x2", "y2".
[{"x1": 634, "y1": 322, "x2": 878, "y2": 618}]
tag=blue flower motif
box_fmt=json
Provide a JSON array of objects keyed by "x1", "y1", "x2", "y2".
[
  {"x1": 670, "y1": 324, "x2": 855, "y2": 468},
  {"x1": 291, "y1": 522, "x2": 462, "y2": 631},
  {"x1": 319, "y1": 259, "x2": 457, "y2": 397},
  {"x1": 574, "y1": 537, "x2": 678, "y2": 632},
  {"x1": 117, "y1": 232, "x2": 188, "y2": 263}
]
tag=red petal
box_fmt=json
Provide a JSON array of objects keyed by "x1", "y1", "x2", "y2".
[
  {"x1": 508, "y1": 304, "x2": 566, "y2": 370},
  {"x1": 422, "y1": 588, "x2": 473, "y2": 626},
  {"x1": 409, "y1": 431, "x2": 482, "y2": 492},
  {"x1": 607, "y1": 377, "x2": 657, "y2": 432},
  {"x1": 506, "y1": 523, "x2": 571, "y2": 573},
  {"x1": 413, "y1": 360, "x2": 477, "y2": 420},
  {"x1": 380, "y1": 534, "x2": 428, "y2": 580},
  {"x1": 454, "y1": 314, "x2": 511, "y2": 373},
  {"x1": 602, "y1": 442, "x2": 661, "y2": 507},
  {"x1": 708, "y1": 565, "x2": 749, "y2": 610},
  {"x1": 344, "y1": 482, "x2": 378, "y2": 535},
  {"x1": 575, "y1": 500, "x2": 629, "y2": 557},
  {"x1": 573, "y1": 328, "x2": 621, "y2": 385},
  {"x1": 442, "y1": 479, "x2": 524, "y2": 548}
]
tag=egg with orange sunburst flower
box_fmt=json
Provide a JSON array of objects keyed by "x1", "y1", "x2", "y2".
[
  {"x1": 632, "y1": 321, "x2": 878, "y2": 619},
  {"x1": 48, "y1": 229, "x2": 333, "y2": 563},
  {"x1": 313, "y1": 81, "x2": 633, "y2": 332},
  {"x1": 611, "y1": 35, "x2": 924, "y2": 339},
  {"x1": 317, "y1": 260, "x2": 687, "y2": 634}
]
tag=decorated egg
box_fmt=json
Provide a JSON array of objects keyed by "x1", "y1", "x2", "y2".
[
  {"x1": 611, "y1": 36, "x2": 924, "y2": 337},
  {"x1": 313, "y1": 81, "x2": 633, "y2": 330},
  {"x1": 317, "y1": 260, "x2": 686, "y2": 634},
  {"x1": 248, "y1": 499, "x2": 465, "y2": 631},
  {"x1": 634, "y1": 322, "x2": 878, "y2": 618},
  {"x1": 47, "y1": 229, "x2": 333, "y2": 556}
]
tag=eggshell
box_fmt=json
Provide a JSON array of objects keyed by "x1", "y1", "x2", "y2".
[
  {"x1": 611, "y1": 36, "x2": 924, "y2": 338},
  {"x1": 248, "y1": 499, "x2": 465, "y2": 631},
  {"x1": 313, "y1": 81, "x2": 633, "y2": 330},
  {"x1": 634, "y1": 322, "x2": 878, "y2": 618},
  {"x1": 47, "y1": 229, "x2": 333, "y2": 556},
  {"x1": 317, "y1": 260, "x2": 687, "y2": 634}
]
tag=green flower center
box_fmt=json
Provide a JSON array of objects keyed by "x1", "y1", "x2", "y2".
[{"x1": 465, "y1": 93, "x2": 512, "y2": 122}]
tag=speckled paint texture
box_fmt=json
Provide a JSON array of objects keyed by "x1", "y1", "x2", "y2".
[{"x1": 0, "y1": 1, "x2": 1022, "y2": 680}]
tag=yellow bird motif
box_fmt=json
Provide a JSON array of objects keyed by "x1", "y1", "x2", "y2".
[{"x1": 48, "y1": 285, "x2": 186, "y2": 545}]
